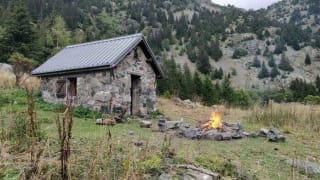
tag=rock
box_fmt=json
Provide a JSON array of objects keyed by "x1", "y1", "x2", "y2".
[
  {"x1": 93, "y1": 91, "x2": 111, "y2": 102},
  {"x1": 250, "y1": 132, "x2": 258, "y2": 138},
  {"x1": 267, "y1": 128, "x2": 286, "y2": 142},
  {"x1": 139, "y1": 120, "x2": 152, "y2": 128},
  {"x1": 159, "y1": 173, "x2": 172, "y2": 180},
  {"x1": 0, "y1": 63, "x2": 14, "y2": 73},
  {"x1": 284, "y1": 159, "x2": 320, "y2": 175},
  {"x1": 96, "y1": 118, "x2": 104, "y2": 125},
  {"x1": 134, "y1": 140, "x2": 143, "y2": 147},
  {"x1": 158, "y1": 118, "x2": 184, "y2": 132},
  {"x1": 179, "y1": 128, "x2": 202, "y2": 139},
  {"x1": 259, "y1": 128, "x2": 269, "y2": 137},
  {"x1": 128, "y1": 131, "x2": 134, "y2": 136},
  {"x1": 185, "y1": 169, "x2": 213, "y2": 180}
]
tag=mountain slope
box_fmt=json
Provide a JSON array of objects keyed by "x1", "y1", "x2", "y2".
[{"x1": 0, "y1": 0, "x2": 319, "y2": 90}]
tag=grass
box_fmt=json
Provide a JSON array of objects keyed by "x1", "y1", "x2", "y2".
[{"x1": 0, "y1": 89, "x2": 320, "y2": 179}]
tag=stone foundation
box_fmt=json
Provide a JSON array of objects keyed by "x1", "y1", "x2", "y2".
[{"x1": 39, "y1": 46, "x2": 157, "y2": 115}]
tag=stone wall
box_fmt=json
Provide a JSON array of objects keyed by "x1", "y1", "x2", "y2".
[{"x1": 39, "y1": 46, "x2": 157, "y2": 115}]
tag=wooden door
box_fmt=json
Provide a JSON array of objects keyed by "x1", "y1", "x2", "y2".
[
  {"x1": 68, "y1": 78, "x2": 77, "y2": 97},
  {"x1": 131, "y1": 75, "x2": 140, "y2": 115}
]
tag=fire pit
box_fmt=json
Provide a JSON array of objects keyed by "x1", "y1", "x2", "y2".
[{"x1": 158, "y1": 111, "x2": 245, "y2": 141}]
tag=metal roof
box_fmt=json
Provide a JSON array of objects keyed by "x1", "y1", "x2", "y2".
[{"x1": 32, "y1": 33, "x2": 163, "y2": 77}]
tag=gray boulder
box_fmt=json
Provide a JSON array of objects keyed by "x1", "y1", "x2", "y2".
[{"x1": 284, "y1": 159, "x2": 320, "y2": 175}]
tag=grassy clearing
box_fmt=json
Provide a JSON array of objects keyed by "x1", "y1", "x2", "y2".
[{"x1": 0, "y1": 89, "x2": 320, "y2": 179}]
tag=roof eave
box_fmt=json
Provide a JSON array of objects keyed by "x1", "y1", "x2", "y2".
[{"x1": 32, "y1": 65, "x2": 112, "y2": 77}]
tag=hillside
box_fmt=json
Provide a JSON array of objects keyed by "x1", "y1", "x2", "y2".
[{"x1": 0, "y1": 0, "x2": 319, "y2": 91}]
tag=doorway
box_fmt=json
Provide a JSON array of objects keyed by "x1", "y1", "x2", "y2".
[
  {"x1": 67, "y1": 78, "x2": 77, "y2": 97},
  {"x1": 131, "y1": 75, "x2": 141, "y2": 115}
]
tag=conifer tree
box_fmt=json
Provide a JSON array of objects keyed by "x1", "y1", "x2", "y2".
[
  {"x1": 258, "y1": 62, "x2": 269, "y2": 79},
  {"x1": 252, "y1": 56, "x2": 261, "y2": 68},
  {"x1": 201, "y1": 76, "x2": 217, "y2": 105},
  {"x1": 196, "y1": 49, "x2": 211, "y2": 75},
  {"x1": 221, "y1": 77, "x2": 234, "y2": 104},
  {"x1": 279, "y1": 53, "x2": 294, "y2": 72},
  {"x1": 268, "y1": 55, "x2": 276, "y2": 67},
  {"x1": 270, "y1": 65, "x2": 280, "y2": 79},
  {"x1": 193, "y1": 72, "x2": 203, "y2": 97},
  {"x1": 180, "y1": 63, "x2": 194, "y2": 100},
  {"x1": 0, "y1": 2, "x2": 38, "y2": 62},
  {"x1": 304, "y1": 53, "x2": 311, "y2": 65}
]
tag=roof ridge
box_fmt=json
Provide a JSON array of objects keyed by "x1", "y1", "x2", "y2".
[{"x1": 66, "y1": 33, "x2": 143, "y2": 49}]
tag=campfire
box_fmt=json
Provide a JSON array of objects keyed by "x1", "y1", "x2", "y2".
[
  {"x1": 159, "y1": 111, "x2": 245, "y2": 141},
  {"x1": 201, "y1": 111, "x2": 223, "y2": 130}
]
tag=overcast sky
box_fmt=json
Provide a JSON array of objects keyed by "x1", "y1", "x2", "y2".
[{"x1": 212, "y1": 0, "x2": 281, "y2": 10}]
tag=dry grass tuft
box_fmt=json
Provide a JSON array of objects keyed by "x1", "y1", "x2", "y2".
[
  {"x1": 248, "y1": 102, "x2": 320, "y2": 134},
  {"x1": 19, "y1": 74, "x2": 40, "y2": 91},
  {"x1": 158, "y1": 98, "x2": 320, "y2": 134},
  {"x1": 0, "y1": 71, "x2": 16, "y2": 89}
]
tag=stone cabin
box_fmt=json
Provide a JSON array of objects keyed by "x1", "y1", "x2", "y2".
[{"x1": 32, "y1": 34, "x2": 164, "y2": 115}]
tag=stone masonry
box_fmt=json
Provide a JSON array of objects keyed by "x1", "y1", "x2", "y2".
[{"x1": 39, "y1": 46, "x2": 157, "y2": 115}]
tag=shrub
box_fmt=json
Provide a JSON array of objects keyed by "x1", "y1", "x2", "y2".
[
  {"x1": 232, "y1": 48, "x2": 248, "y2": 59},
  {"x1": 304, "y1": 95, "x2": 320, "y2": 105},
  {"x1": 73, "y1": 105, "x2": 102, "y2": 119},
  {"x1": 232, "y1": 89, "x2": 252, "y2": 108},
  {"x1": 148, "y1": 109, "x2": 164, "y2": 118},
  {"x1": 0, "y1": 71, "x2": 16, "y2": 89}
]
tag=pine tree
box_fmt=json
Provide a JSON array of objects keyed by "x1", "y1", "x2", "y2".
[
  {"x1": 258, "y1": 62, "x2": 269, "y2": 79},
  {"x1": 279, "y1": 53, "x2": 294, "y2": 72},
  {"x1": 210, "y1": 40, "x2": 223, "y2": 61},
  {"x1": 270, "y1": 65, "x2": 280, "y2": 78},
  {"x1": 221, "y1": 77, "x2": 234, "y2": 104},
  {"x1": 212, "y1": 67, "x2": 223, "y2": 79},
  {"x1": 304, "y1": 54, "x2": 311, "y2": 65},
  {"x1": 201, "y1": 76, "x2": 217, "y2": 105},
  {"x1": 193, "y1": 72, "x2": 203, "y2": 98},
  {"x1": 268, "y1": 55, "x2": 276, "y2": 67},
  {"x1": 274, "y1": 38, "x2": 286, "y2": 54},
  {"x1": 0, "y1": 2, "x2": 38, "y2": 62},
  {"x1": 196, "y1": 49, "x2": 211, "y2": 75},
  {"x1": 180, "y1": 63, "x2": 194, "y2": 100},
  {"x1": 252, "y1": 56, "x2": 261, "y2": 68}
]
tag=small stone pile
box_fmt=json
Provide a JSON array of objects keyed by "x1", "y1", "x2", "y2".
[{"x1": 259, "y1": 128, "x2": 286, "y2": 142}]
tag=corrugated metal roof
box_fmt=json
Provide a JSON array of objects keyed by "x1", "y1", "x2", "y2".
[{"x1": 32, "y1": 33, "x2": 163, "y2": 77}]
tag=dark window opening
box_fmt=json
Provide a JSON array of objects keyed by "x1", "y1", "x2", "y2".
[{"x1": 56, "y1": 80, "x2": 66, "y2": 98}]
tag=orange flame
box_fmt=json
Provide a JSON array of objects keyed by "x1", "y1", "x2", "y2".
[{"x1": 210, "y1": 111, "x2": 223, "y2": 129}]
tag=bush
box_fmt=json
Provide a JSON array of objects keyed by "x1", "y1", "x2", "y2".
[
  {"x1": 232, "y1": 48, "x2": 248, "y2": 59},
  {"x1": 304, "y1": 95, "x2": 320, "y2": 105},
  {"x1": 232, "y1": 89, "x2": 252, "y2": 108},
  {"x1": 148, "y1": 109, "x2": 164, "y2": 118},
  {"x1": 73, "y1": 105, "x2": 102, "y2": 119}
]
